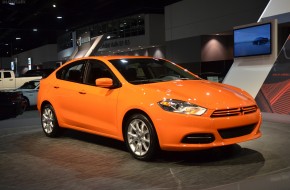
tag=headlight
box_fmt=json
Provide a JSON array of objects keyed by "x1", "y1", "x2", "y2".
[{"x1": 158, "y1": 99, "x2": 207, "y2": 116}]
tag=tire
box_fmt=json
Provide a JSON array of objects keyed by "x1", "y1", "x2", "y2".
[
  {"x1": 24, "y1": 97, "x2": 30, "y2": 107},
  {"x1": 41, "y1": 104, "x2": 61, "y2": 137},
  {"x1": 124, "y1": 114, "x2": 159, "y2": 161}
]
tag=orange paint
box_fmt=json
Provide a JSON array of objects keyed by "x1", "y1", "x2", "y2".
[{"x1": 37, "y1": 56, "x2": 262, "y2": 152}]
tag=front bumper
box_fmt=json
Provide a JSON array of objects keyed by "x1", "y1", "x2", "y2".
[{"x1": 153, "y1": 108, "x2": 262, "y2": 151}]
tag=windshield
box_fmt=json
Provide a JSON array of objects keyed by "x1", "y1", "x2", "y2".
[
  {"x1": 109, "y1": 58, "x2": 200, "y2": 84},
  {"x1": 19, "y1": 80, "x2": 40, "y2": 89}
]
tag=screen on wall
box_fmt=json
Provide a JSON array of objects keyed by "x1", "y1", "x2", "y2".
[{"x1": 234, "y1": 22, "x2": 271, "y2": 57}]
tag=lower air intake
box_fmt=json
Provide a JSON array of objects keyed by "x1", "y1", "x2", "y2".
[
  {"x1": 181, "y1": 133, "x2": 215, "y2": 144},
  {"x1": 218, "y1": 124, "x2": 256, "y2": 139}
]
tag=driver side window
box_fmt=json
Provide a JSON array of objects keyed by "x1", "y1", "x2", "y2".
[{"x1": 86, "y1": 60, "x2": 114, "y2": 86}]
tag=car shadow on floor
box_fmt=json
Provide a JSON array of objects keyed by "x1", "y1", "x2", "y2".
[
  {"x1": 157, "y1": 145, "x2": 265, "y2": 166},
  {"x1": 62, "y1": 128, "x2": 128, "y2": 152},
  {"x1": 61, "y1": 128, "x2": 265, "y2": 166}
]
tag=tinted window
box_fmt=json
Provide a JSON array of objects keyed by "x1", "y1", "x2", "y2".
[
  {"x1": 22, "y1": 69, "x2": 54, "y2": 78},
  {"x1": 85, "y1": 60, "x2": 114, "y2": 86},
  {"x1": 56, "y1": 60, "x2": 85, "y2": 83},
  {"x1": 109, "y1": 58, "x2": 200, "y2": 84},
  {"x1": 19, "y1": 80, "x2": 40, "y2": 89},
  {"x1": 4, "y1": 72, "x2": 12, "y2": 78}
]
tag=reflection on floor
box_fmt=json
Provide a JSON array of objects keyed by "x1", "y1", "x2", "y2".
[{"x1": 0, "y1": 110, "x2": 289, "y2": 190}]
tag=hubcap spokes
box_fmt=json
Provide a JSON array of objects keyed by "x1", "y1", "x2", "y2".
[
  {"x1": 42, "y1": 108, "x2": 54, "y2": 134},
  {"x1": 127, "y1": 119, "x2": 150, "y2": 156}
]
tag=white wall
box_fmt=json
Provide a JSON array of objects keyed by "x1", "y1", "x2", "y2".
[
  {"x1": 258, "y1": 0, "x2": 290, "y2": 21},
  {"x1": 164, "y1": 0, "x2": 269, "y2": 70},
  {"x1": 165, "y1": 0, "x2": 269, "y2": 41},
  {"x1": 12, "y1": 44, "x2": 57, "y2": 67},
  {"x1": 148, "y1": 14, "x2": 165, "y2": 45},
  {"x1": 166, "y1": 36, "x2": 201, "y2": 63},
  {"x1": 0, "y1": 57, "x2": 12, "y2": 69}
]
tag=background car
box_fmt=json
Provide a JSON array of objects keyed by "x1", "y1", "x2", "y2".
[
  {"x1": 21, "y1": 69, "x2": 54, "y2": 78},
  {"x1": 37, "y1": 56, "x2": 262, "y2": 161},
  {"x1": 252, "y1": 37, "x2": 269, "y2": 45},
  {"x1": 16, "y1": 79, "x2": 40, "y2": 107},
  {"x1": 0, "y1": 91, "x2": 27, "y2": 119}
]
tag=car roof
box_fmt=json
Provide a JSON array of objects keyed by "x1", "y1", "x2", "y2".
[{"x1": 66, "y1": 55, "x2": 157, "y2": 63}]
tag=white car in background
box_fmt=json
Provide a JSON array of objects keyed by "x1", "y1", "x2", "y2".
[{"x1": 16, "y1": 79, "x2": 40, "y2": 107}]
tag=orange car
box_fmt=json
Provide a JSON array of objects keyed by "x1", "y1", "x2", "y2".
[{"x1": 37, "y1": 56, "x2": 262, "y2": 161}]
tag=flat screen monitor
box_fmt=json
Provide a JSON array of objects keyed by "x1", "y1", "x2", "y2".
[{"x1": 234, "y1": 22, "x2": 271, "y2": 58}]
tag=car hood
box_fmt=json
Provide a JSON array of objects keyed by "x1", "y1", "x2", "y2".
[
  {"x1": 141, "y1": 80, "x2": 255, "y2": 109},
  {"x1": 15, "y1": 89, "x2": 35, "y2": 92}
]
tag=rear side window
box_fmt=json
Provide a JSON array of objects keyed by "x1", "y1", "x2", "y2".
[
  {"x1": 56, "y1": 60, "x2": 85, "y2": 83},
  {"x1": 4, "y1": 72, "x2": 12, "y2": 78}
]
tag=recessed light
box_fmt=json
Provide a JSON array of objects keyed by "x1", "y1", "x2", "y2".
[
  {"x1": 53, "y1": 4, "x2": 56, "y2": 8},
  {"x1": 16, "y1": 37, "x2": 21, "y2": 40},
  {"x1": 33, "y1": 28, "x2": 38, "y2": 32},
  {"x1": 57, "y1": 16, "x2": 62, "y2": 19}
]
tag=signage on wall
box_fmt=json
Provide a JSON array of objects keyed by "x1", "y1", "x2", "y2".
[
  {"x1": 28, "y1": 57, "x2": 32, "y2": 70},
  {"x1": 76, "y1": 36, "x2": 91, "y2": 46},
  {"x1": 11, "y1": 61, "x2": 14, "y2": 70},
  {"x1": 2, "y1": 0, "x2": 26, "y2": 5},
  {"x1": 101, "y1": 39, "x2": 131, "y2": 50}
]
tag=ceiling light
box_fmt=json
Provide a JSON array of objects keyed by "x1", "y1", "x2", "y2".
[
  {"x1": 16, "y1": 37, "x2": 21, "y2": 40},
  {"x1": 57, "y1": 16, "x2": 62, "y2": 19},
  {"x1": 33, "y1": 28, "x2": 38, "y2": 32},
  {"x1": 53, "y1": 4, "x2": 56, "y2": 8}
]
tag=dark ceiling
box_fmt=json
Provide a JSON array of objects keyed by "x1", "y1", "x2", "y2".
[{"x1": 0, "y1": 0, "x2": 181, "y2": 57}]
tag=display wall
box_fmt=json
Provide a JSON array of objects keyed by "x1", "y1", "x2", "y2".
[
  {"x1": 223, "y1": 20, "x2": 278, "y2": 98},
  {"x1": 255, "y1": 35, "x2": 290, "y2": 115}
]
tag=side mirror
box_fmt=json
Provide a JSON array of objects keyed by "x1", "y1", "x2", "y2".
[{"x1": 95, "y1": 78, "x2": 113, "y2": 88}]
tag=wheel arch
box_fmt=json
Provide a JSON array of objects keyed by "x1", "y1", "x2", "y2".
[
  {"x1": 122, "y1": 109, "x2": 159, "y2": 143},
  {"x1": 40, "y1": 100, "x2": 52, "y2": 110},
  {"x1": 23, "y1": 96, "x2": 30, "y2": 107}
]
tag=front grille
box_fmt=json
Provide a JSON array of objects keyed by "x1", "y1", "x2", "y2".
[
  {"x1": 218, "y1": 124, "x2": 256, "y2": 139},
  {"x1": 181, "y1": 133, "x2": 215, "y2": 144},
  {"x1": 211, "y1": 105, "x2": 257, "y2": 118}
]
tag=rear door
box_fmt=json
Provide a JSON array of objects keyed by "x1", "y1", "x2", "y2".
[
  {"x1": 54, "y1": 58, "x2": 120, "y2": 137},
  {"x1": 73, "y1": 59, "x2": 120, "y2": 136},
  {"x1": 53, "y1": 60, "x2": 87, "y2": 126}
]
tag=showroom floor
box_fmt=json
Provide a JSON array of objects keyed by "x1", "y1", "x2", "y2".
[{"x1": 0, "y1": 110, "x2": 289, "y2": 190}]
